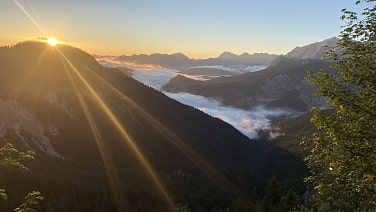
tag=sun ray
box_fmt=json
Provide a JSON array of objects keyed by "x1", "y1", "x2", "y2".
[
  {"x1": 110, "y1": 59, "x2": 209, "y2": 81},
  {"x1": 13, "y1": 0, "x2": 46, "y2": 35},
  {"x1": 6, "y1": 47, "x2": 50, "y2": 101},
  {"x1": 86, "y1": 67, "x2": 242, "y2": 195},
  {"x1": 59, "y1": 57, "x2": 125, "y2": 209},
  {"x1": 56, "y1": 49, "x2": 176, "y2": 211}
]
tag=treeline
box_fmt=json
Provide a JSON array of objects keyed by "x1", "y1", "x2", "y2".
[
  {"x1": 0, "y1": 153, "x2": 308, "y2": 211},
  {"x1": 0, "y1": 143, "x2": 308, "y2": 212}
]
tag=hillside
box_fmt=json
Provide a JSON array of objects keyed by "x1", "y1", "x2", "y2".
[
  {"x1": 181, "y1": 67, "x2": 235, "y2": 76},
  {"x1": 262, "y1": 112, "x2": 316, "y2": 157},
  {"x1": 285, "y1": 37, "x2": 339, "y2": 59},
  {"x1": 163, "y1": 57, "x2": 333, "y2": 112},
  {"x1": 0, "y1": 41, "x2": 307, "y2": 211}
]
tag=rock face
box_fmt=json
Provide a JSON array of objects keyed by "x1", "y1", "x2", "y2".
[
  {"x1": 0, "y1": 100, "x2": 61, "y2": 158},
  {"x1": 163, "y1": 58, "x2": 331, "y2": 111}
]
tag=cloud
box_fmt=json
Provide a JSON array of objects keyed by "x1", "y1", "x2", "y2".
[
  {"x1": 268, "y1": 129, "x2": 285, "y2": 139},
  {"x1": 97, "y1": 58, "x2": 209, "y2": 89},
  {"x1": 98, "y1": 59, "x2": 297, "y2": 139},
  {"x1": 165, "y1": 92, "x2": 296, "y2": 139},
  {"x1": 97, "y1": 58, "x2": 178, "y2": 90},
  {"x1": 192, "y1": 65, "x2": 266, "y2": 74}
]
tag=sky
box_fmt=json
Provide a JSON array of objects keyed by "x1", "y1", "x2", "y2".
[{"x1": 0, "y1": 0, "x2": 361, "y2": 58}]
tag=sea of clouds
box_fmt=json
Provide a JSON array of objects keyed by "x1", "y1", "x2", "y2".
[
  {"x1": 97, "y1": 58, "x2": 295, "y2": 139},
  {"x1": 164, "y1": 92, "x2": 296, "y2": 138},
  {"x1": 131, "y1": 67, "x2": 178, "y2": 90},
  {"x1": 191, "y1": 65, "x2": 266, "y2": 74}
]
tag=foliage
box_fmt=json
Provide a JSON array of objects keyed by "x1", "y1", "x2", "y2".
[
  {"x1": 257, "y1": 177, "x2": 303, "y2": 212},
  {"x1": 291, "y1": 205, "x2": 315, "y2": 212},
  {"x1": 0, "y1": 143, "x2": 35, "y2": 172},
  {"x1": 0, "y1": 188, "x2": 7, "y2": 200},
  {"x1": 14, "y1": 191, "x2": 44, "y2": 212},
  {"x1": 0, "y1": 143, "x2": 43, "y2": 211},
  {"x1": 176, "y1": 204, "x2": 193, "y2": 212},
  {"x1": 281, "y1": 189, "x2": 300, "y2": 211},
  {"x1": 305, "y1": 0, "x2": 376, "y2": 210},
  {"x1": 258, "y1": 176, "x2": 282, "y2": 212},
  {"x1": 292, "y1": 200, "x2": 337, "y2": 212}
]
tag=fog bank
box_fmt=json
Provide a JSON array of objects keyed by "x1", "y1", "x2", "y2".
[{"x1": 97, "y1": 59, "x2": 296, "y2": 139}]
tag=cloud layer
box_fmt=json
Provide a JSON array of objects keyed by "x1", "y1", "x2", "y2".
[
  {"x1": 97, "y1": 59, "x2": 296, "y2": 139},
  {"x1": 165, "y1": 92, "x2": 295, "y2": 138},
  {"x1": 191, "y1": 65, "x2": 266, "y2": 74}
]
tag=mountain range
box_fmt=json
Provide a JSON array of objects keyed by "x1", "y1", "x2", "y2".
[
  {"x1": 115, "y1": 52, "x2": 278, "y2": 70},
  {"x1": 158, "y1": 38, "x2": 339, "y2": 153},
  {"x1": 163, "y1": 57, "x2": 331, "y2": 112},
  {"x1": 115, "y1": 37, "x2": 338, "y2": 72},
  {"x1": 162, "y1": 38, "x2": 338, "y2": 112},
  {"x1": 0, "y1": 41, "x2": 306, "y2": 211}
]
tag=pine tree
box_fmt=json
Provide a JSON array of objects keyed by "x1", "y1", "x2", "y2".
[
  {"x1": 259, "y1": 176, "x2": 281, "y2": 212},
  {"x1": 281, "y1": 189, "x2": 300, "y2": 211}
]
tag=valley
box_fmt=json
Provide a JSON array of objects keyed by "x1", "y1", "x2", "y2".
[
  {"x1": 2, "y1": 0, "x2": 375, "y2": 211},
  {"x1": 97, "y1": 38, "x2": 336, "y2": 141},
  {"x1": 0, "y1": 41, "x2": 307, "y2": 211}
]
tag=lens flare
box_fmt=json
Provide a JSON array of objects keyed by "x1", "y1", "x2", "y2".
[
  {"x1": 60, "y1": 57, "x2": 125, "y2": 208},
  {"x1": 47, "y1": 38, "x2": 58, "y2": 46},
  {"x1": 86, "y1": 67, "x2": 241, "y2": 195},
  {"x1": 13, "y1": 0, "x2": 46, "y2": 35},
  {"x1": 56, "y1": 49, "x2": 176, "y2": 211}
]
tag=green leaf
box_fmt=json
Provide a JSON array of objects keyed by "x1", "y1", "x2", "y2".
[
  {"x1": 304, "y1": 0, "x2": 376, "y2": 210},
  {"x1": 14, "y1": 191, "x2": 44, "y2": 212},
  {"x1": 0, "y1": 188, "x2": 8, "y2": 200}
]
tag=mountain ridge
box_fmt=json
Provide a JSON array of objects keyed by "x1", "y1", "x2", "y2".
[
  {"x1": 116, "y1": 51, "x2": 278, "y2": 70},
  {"x1": 285, "y1": 37, "x2": 339, "y2": 59},
  {"x1": 162, "y1": 38, "x2": 340, "y2": 112},
  {"x1": 163, "y1": 57, "x2": 331, "y2": 111},
  {"x1": 0, "y1": 40, "x2": 307, "y2": 211}
]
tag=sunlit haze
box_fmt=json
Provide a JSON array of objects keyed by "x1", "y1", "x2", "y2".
[
  {"x1": 0, "y1": 0, "x2": 373, "y2": 211},
  {"x1": 47, "y1": 38, "x2": 58, "y2": 46},
  {"x1": 1, "y1": 0, "x2": 360, "y2": 58}
]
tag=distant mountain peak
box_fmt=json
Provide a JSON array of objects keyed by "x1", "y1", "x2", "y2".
[
  {"x1": 115, "y1": 51, "x2": 278, "y2": 69},
  {"x1": 286, "y1": 37, "x2": 339, "y2": 59},
  {"x1": 218, "y1": 51, "x2": 237, "y2": 58},
  {"x1": 171, "y1": 52, "x2": 189, "y2": 59}
]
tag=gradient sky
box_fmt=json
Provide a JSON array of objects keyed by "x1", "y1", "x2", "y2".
[{"x1": 0, "y1": 0, "x2": 361, "y2": 58}]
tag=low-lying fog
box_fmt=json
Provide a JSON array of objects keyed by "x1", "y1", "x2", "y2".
[
  {"x1": 193, "y1": 65, "x2": 266, "y2": 74},
  {"x1": 98, "y1": 58, "x2": 296, "y2": 139}
]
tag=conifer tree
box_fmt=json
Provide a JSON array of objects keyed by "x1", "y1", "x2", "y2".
[{"x1": 259, "y1": 176, "x2": 281, "y2": 211}]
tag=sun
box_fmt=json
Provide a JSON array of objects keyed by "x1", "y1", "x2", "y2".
[{"x1": 47, "y1": 38, "x2": 59, "y2": 46}]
